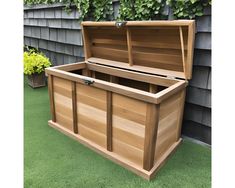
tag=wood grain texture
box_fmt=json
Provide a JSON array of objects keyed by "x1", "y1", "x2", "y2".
[
  {"x1": 82, "y1": 25, "x2": 91, "y2": 60},
  {"x1": 76, "y1": 83, "x2": 107, "y2": 148},
  {"x1": 127, "y1": 28, "x2": 133, "y2": 66},
  {"x1": 175, "y1": 89, "x2": 186, "y2": 141},
  {"x1": 143, "y1": 104, "x2": 160, "y2": 171},
  {"x1": 49, "y1": 120, "x2": 183, "y2": 180},
  {"x1": 87, "y1": 62, "x2": 177, "y2": 87},
  {"x1": 72, "y1": 82, "x2": 78, "y2": 134},
  {"x1": 107, "y1": 91, "x2": 112, "y2": 151},
  {"x1": 53, "y1": 77, "x2": 73, "y2": 131},
  {"x1": 179, "y1": 26, "x2": 186, "y2": 74},
  {"x1": 48, "y1": 74, "x2": 56, "y2": 122},
  {"x1": 87, "y1": 57, "x2": 185, "y2": 79}
]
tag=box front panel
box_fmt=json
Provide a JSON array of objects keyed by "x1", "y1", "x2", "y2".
[
  {"x1": 112, "y1": 93, "x2": 147, "y2": 167},
  {"x1": 76, "y1": 83, "x2": 107, "y2": 148},
  {"x1": 53, "y1": 77, "x2": 73, "y2": 131}
]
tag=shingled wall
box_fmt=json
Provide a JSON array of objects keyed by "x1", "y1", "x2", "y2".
[{"x1": 24, "y1": 2, "x2": 211, "y2": 144}]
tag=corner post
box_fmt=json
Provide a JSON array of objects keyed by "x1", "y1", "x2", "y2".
[{"x1": 143, "y1": 103, "x2": 160, "y2": 171}]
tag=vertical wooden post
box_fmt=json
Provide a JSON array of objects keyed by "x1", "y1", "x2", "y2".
[
  {"x1": 175, "y1": 89, "x2": 186, "y2": 141},
  {"x1": 143, "y1": 104, "x2": 160, "y2": 171},
  {"x1": 179, "y1": 26, "x2": 186, "y2": 74},
  {"x1": 48, "y1": 74, "x2": 56, "y2": 122},
  {"x1": 72, "y1": 81, "x2": 78, "y2": 134},
  {"x1": 81, "y1": 25, "x2": 91, "y2": 60},
  {"x1": 126, "y1": 28, "x2": 133, "y2": 66},
  {"x1": 149, "y1": 84, "x2": 158, "y2": 93},
  {"x1": 106, "y1": 91, "x2": 113, "y2": 151}
]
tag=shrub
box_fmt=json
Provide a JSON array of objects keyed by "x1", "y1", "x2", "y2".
[{"x1": 24, "y1": 50, "x2": 51, "y2": 75}]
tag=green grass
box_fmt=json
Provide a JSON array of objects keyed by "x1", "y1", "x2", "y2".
[{"x1": 24, "y1": 79, "x2": 211, "y2": 188}]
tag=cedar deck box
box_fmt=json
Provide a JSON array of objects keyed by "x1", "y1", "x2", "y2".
[{"x1": 45, "y1": 20, "x2": 195, "y2": 180}]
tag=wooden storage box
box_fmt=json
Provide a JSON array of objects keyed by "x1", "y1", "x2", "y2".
[{"x1": 45, "y1": 21, "x2": 195, "y2": 180}]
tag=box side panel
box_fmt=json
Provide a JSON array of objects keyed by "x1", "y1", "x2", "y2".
[
  {"x1": 53, "y1": 77, "x2": 73, "y2": 131},
  {"x1": 154, "y1": 90, "x2": 185, "y2": 162},
  {"x1": 76, "y1": 83, "x2": 107, "y2": 148},
  {"x1": 112, "y1": 93, "x2": 147, "y2": 167}
]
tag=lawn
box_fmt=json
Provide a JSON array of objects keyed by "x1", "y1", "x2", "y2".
[{"x1": 24, "y1": 79, "x2": 211, "y2": 188}]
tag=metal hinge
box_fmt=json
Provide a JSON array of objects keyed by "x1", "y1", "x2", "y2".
[
  {"x1": 81, "y1": 78, "x2": 94, "y2": 85},
  {"x1": 115, "y1": 21, "x2": 127, "y2": 28}
]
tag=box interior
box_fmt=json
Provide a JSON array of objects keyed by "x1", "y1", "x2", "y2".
[{"x1": 68, "y1": 67, "x2": 168, "y2": 94}]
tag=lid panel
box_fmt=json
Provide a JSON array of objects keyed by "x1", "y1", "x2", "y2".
[
  {"x1": 81, "y1": 21, "x2": 195, "y2": 79},
  {"x1": 87, "y1": 26, "x2": 129, "y2": 63}
]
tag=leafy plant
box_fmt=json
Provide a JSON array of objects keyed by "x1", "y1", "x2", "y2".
[
  {"x1": 24, "y1": 50, "x2": 51, "y2": 75},
  {"x1": 166, "y1": 0, "x2": 211, "y2": 19},
  {"x1": 118, "y1": 0, "x2": 166, "y2": 21}
]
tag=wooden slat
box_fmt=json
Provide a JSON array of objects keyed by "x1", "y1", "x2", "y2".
[
  {"x1": 113, "y1": 115, "x2": 145, "y2": 137},
  {"x1": 91, "y1": 46, "x2": 128, "y2": 63},
  {"x1": 77, "y1": 93, "x2": 106, "y2": 111},
  {"x1": 143, "y1": 104, "x2": 160, "y2": 171},
  {"x1": 107, "y1": 91, "x2": 112, "y2": 151},
  {"x1": 87, "y1": 57, "x2": 185, "y2": 79},
  {"x1": 92, "y1": 38, "x2": 127, "y2": 46},
  {"x1": 113, "y1": 127, "x2": 144, "y2": 150},
  {"x1": 78, "y1": 103, "x2": 106, "y2": 123},
  {"x1": 159, "y1": 92, "x2": 181, "y2": 120},
  {"x1": 78, "y1": 114, "x2": 106, "y2": 134},
  {"x1": 54, "y1": 102, "x2": 73, "y2": 119},
  {"x1": 87, "y1": 62, "x2": 177, "y2": 87},
  {"x1": 127, "y1": 28, "x2": 133, "y2": 66},
  {"x1": 179, "y1": 26, "x2": 186, "y2": 75},
  {"x1": 113, "y1": 138, "x2": 143, "y2": 167},
  {"x1": 54, "y1": 84, "x2": 72, "y2": 98},
  {"x1": 133, "y1": 51, "x2": 183, "y2": 66},
  {"x1": 48, "y1": 75, "x2": 56, "y2": 122},
  {"x1": 113, "y1": 105, "x2": 146, "y2": 125},
  {"x1": 55, "y1": 112, "x2": 73, "y2": 131},
  {"x1": 72, "y1": 82, "x2": 78, "y2": 134},
  {"x1": 113, "y1": 93, "x2": 147, "y2": 115},
  {"x1": 79, "y1": 123, "x2": 106, "y2": 148}
]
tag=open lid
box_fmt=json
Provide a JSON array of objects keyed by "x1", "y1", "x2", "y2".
[{"x1": 81, "y1": 20, "x2": 195, "y2": 80}]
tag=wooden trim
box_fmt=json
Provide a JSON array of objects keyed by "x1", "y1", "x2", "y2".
[
  {"x1": 81, "y1": 20, "x2": 195, "y2": 27},
  {"x1": 87, "y1": 57, "x2": 185, "y2": 79},
  {"x1": 45, "y1": 68, "x2": 159, "y2": 104},
  {"x1": 48, "y1": 75, "x2": 56, "y2": 122},
  {"x1": 48, "y1": 120, "x2": 182, "y2": 180},
  {"x1": 175, "y1": 90, "x2": 186, "y2": 141},
  {"x1": 143, "y1": 104, "x2": 160, "y2": 171},
  {"x1": 106, "y1": 91, "x2": 112, "y2": 151},
  {"x1": 186, "y1": 22, "x2": 195, "y2": 79},
  {"x1": 126, "y1": 28, "x2": 133, "y2": 66},
  {"x1": 86, "y1": 62, "x2": 177, "y2": 87},
  {"x1": 81, "y1": 25, "x2": 91, "y2": 60},
  {"x1": 155, "y1": 80, "x2": 187, "y2": 104},
  {"x1": 179, "y1": 27, "x2": 186, "y2": 76},
  {"x1": 71, "y1": 81, "x2": 78, "y2": 134},
  {"x1": 53, "y1": 62, "x2": 86, "y2": 71}
]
